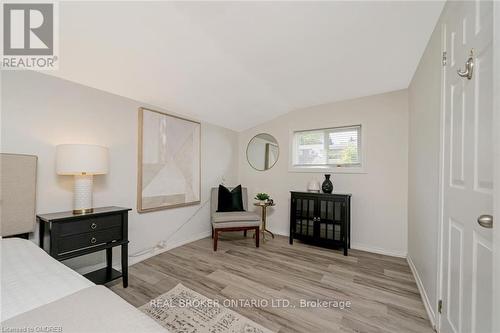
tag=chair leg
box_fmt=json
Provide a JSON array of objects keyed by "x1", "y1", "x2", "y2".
[
  {"x1": 255, "y1": 227, "x2": 260, "y2": 248},
  {"x1": 211, "y1": 227, "x2": 214, "y2": 239},
  {"x1": 244, "y1": 230, "x2": 247, "y2": 237},
  {"x1": 213, "y1": 229, "x2": 218, "y2": 251}
]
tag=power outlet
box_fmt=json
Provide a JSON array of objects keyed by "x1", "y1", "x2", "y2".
[{"x1": 156, "y1": 240, "x2": 167, "y2": 250}]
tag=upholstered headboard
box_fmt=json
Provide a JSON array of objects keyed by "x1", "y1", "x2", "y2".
[{"x1": 1, "y1": 153, "x2": 37, "y2": 237}]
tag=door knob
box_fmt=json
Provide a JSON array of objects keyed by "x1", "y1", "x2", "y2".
[{"x1": 477, "y1": 215, "x2": 493, "y2": 229}]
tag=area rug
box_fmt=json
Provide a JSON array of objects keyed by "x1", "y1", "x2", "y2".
[{"x1": 140, "y1": 283, "x2": 274, "y2": 333}]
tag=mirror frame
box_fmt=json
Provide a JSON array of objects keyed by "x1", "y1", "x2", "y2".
[{"x1": 246, "y1": 133, "x2": 280, "y2": 171}]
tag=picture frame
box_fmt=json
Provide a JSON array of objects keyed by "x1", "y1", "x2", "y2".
[{"x1": 137, "y1": 107, "x2": 201, "y2": 213}]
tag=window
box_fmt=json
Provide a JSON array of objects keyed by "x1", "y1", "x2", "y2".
[{"x1": 292, "y1": 125, "x2": 362, "y2": 169}]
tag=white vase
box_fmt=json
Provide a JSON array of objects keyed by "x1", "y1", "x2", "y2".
[{"x1": 307, "y1": 180, "x2": 320, "y2": 192}]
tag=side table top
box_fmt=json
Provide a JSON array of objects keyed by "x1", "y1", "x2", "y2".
[
  {"x1": 253, "y1": 202, "x2": 276, "y2": 207},
  {"x1": 37, "y1": 206, "x2": 131, "y2": 222}
]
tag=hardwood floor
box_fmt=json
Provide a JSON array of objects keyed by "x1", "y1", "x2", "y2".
[{"x1": 108, "y1": 234, "x2": 433, "y2": 333}]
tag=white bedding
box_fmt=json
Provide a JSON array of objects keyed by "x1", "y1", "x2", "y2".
[
  {"x1": 1, "y1": 238, "x2": 94, "y2": 321},
  {"x1": 2, "y1": 285, "x2": 167, "y2": 332}
]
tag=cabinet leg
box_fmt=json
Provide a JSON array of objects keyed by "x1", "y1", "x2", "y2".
[
  {"x1": 121, "y1": 244, "x2": 128, "y2": 288},
  {"x1": 39, "y1": 220, "x2": 44, "y2": 249},
  {"x1": 348, "y1": 225, "x2": 351, "y2": 249}
]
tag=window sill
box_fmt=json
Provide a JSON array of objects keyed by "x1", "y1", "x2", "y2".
[{"x1": 288, "y1": 166, "x2": 367, "y2": 174}]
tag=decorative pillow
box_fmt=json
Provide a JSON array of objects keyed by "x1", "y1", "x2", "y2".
[{"x1": 217, "y1": 185, "x2": 245, "y2": 212}]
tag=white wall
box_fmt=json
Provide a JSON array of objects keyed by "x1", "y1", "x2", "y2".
[
  {"x1": 239, "y1": 90, "x2": 409, "y2": 257},
  {"x1": 1, "y1": 70, "x2": 239, "y2": 272},
  {"x1": 406, "y1": 7, "x2": 444, "y2": 326},
  {"x1": 407, "y1": 20, "x2": 442, "y2": 325}
]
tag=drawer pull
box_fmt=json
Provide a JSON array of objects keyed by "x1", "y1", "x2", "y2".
[
  {"x1": 90, "y1": 237, "x2": 97, "y2": 244},
  {"x1": 91, "y1": 223, "x2": 97, "y2": 230}
]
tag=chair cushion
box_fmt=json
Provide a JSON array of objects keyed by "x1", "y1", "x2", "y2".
[
  {"x1": 217, "y1": 185, "x2": 244, "y2": 212},
  {"x1": 212, "y1": 211, "x2": 260, "y2": 223},
  {"x1": 212, "y1": 221, "x2": 261, "y2": 228}
]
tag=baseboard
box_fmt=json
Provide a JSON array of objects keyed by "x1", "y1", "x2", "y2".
[
  {"x1": 407, "y1": 255, "x2": 436, "y2": 330},
  {"x1": 272, "y1": 231, "x2": 408, "y2": 258},
  {"x1": 272, "y1": 230, "x2": 291, "y2": 238},
  {"x1": 75, "y1": 230, "x2": 212, "y2": 275},
  {"x1": 350, "y1": 242, "x2": 407, "y2": 258}
]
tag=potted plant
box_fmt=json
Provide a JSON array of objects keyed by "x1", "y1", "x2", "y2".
[{"x1": 254, "y1": 192, "x2": 270, "y2": 203}]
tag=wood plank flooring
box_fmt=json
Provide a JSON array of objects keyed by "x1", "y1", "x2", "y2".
[{"x1": 108, "y1": 234, "x2": 433, "y2": 333}]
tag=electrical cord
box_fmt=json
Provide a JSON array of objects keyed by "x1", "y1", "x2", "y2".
[{"x1": 128, "y1": 198, "x2": 211, "y2": 258}]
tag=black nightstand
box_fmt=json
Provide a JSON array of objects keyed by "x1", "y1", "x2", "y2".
[{"x1": 37, "y1": 206, "x2": 131, "y2": 288}]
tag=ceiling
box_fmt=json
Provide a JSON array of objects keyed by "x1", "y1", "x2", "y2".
[{"x1": 49, "y1": 1, "x2": 444, "y2": 131}]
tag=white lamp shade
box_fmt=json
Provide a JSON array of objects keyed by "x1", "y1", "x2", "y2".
[{"x1": 56, "y1": 144, "x2": 108, "y2": 175}]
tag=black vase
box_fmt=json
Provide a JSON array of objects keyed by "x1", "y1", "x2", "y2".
[{"x1": 322, "y1": 174, "x2": 333, "y2": 193}]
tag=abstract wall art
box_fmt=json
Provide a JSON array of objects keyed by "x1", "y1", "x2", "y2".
[{"x1": 137, "y1": 107, "x2": 201, "y2": 213}]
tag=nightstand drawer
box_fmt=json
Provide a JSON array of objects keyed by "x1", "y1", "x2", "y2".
[
  {"x1": 58, "y1": 214, "x2": 122, "y2": 237},
  {"x1": 58, "y1": 227, "x2": 122, "y2": 254}
]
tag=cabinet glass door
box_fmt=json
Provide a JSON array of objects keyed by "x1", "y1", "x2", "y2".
[
  {"x1": 317, "y1": 198, "x2": 343, "y2": 242},
  {"x1": 294, "y1": 197, "x2": 315, "y2": 238}
]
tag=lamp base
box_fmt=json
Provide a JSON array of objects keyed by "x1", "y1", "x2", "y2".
[
  {"x1": 74, "y1": 174, "x2": 94, "y2": 214},
  {"x1": 73, "y1": 208, "x2": 94, "y2": 215}
]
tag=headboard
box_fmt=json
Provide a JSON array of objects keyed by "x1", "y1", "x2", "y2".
[{"x1": 1, "y1": 153, "x2": 38, "y2": 237}]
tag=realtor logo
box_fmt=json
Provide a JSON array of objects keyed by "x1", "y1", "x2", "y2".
[{"x1": 2, "y1": 2, "x2": 58, "y2": 69}]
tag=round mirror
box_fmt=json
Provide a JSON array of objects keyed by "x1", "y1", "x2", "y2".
[{"x1": 246, "y1": 133, "x2": 279, "y2": 171}]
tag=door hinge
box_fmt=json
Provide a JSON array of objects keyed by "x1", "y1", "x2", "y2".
[
  {"x1": 442, "y1": 51, "x2": 447, "y2": 66},
  {"x1": 438, "y1": 300, "x2": 443, "y2": 314}
]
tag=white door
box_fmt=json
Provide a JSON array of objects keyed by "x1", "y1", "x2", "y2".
[
  {"x1": 440, "y1": 1, "x2": 494, "y2": 333},
  {"x1": 494, "y1": 1, "x2": 500, "y2": 332}
]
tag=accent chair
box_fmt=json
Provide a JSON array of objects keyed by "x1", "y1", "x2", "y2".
[{"x1": 210, "y1": 187, "x2": 260, "y2": 251}]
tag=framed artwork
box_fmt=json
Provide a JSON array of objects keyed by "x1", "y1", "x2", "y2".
[{"x1": 137, "y1": 107, "x2": 201, "y2": 213}]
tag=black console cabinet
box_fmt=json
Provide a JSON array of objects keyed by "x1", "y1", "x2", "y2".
[{"x1": 289, "y1": 192, "x2": 351, "y2": 255}]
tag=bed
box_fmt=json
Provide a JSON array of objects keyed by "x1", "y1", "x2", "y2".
[
  {"x1": 0, "y1": 154, "x2": 167, "y2": 332},
  {"x1": 1, "y1": 237, "x2": 93, "y2": 320}
]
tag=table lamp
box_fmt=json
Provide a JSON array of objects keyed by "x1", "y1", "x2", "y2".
[{"x1": 56, "y1": 144, "x2": 108, "y2": 214}]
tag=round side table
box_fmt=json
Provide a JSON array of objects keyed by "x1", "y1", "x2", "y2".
[{"x1": 254, "y1": 202, "x2": 275, "y2": 241}]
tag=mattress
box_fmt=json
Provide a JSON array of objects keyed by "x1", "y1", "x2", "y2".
[
  {"x1": 1, "y1": 285, "x2": 166, "y2": 333},
  {"x1": 1, "y1": 238, "x2": 94, "y2": 321}
]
